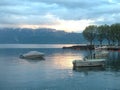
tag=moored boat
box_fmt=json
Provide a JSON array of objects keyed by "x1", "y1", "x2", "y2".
[
  {"x1": 20, "y1": 51, "x2": 44, "y2": 60},
  {"x1": 73, "y1": 59, "x2": 106, "y2": 68}
]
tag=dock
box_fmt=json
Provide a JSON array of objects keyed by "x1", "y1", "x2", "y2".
[
  {"x1": 95, "y1": 46, "x2": 120, "y2": 51},
  {"x1": 63, "y1": 45, "x2": 94, "y2": 50}
]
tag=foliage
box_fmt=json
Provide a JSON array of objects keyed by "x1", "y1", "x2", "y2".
[
  {"x1": 97, "y1": 25, "x2": 105, "y2": 45},
  {"x1": 83, "y1": 25, "x2": 97, "y2": 45},
  {"x1": 110, "y1": 23, "x2": 120, "y2": 45},
  {"x1": 82, "y1": 23, "x2": 120, "y2": 46}
]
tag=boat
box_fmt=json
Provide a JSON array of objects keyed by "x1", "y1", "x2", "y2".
[
  {"x1": 95, "y1": 46, "x2": 120, "y2": 51},
  {"x1": 20, "y1": 51, "x2": 44, "y2": 60},
  {"x1": 73, "y1": 59, "x2": 106, "y2": 68},
  {"x1": 95, "y1": 46, "x2": 108, "y2": 50}
]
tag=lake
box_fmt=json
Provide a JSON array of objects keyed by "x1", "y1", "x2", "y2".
[{"x1": 0, "y1": 44, "x2": 120, "y2": 90}]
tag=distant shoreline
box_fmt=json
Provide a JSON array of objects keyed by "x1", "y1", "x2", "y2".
[
  {"x1": 63, "y1": 45, "x2": 120, "y2": 51},
  {"x1": 63, "y1": 45, "x2": 94, "y2": 50}
]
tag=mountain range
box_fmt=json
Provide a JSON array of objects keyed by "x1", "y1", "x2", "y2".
[{"x1": 0, "y1": 28, "x2": 86, "y2": 44}]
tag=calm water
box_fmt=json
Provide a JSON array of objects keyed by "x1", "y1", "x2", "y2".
[{"x1": 0, "y1": 44, "x2": 120, "y2": 90}]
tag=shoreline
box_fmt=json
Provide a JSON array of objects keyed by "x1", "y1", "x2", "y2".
[
  {"x1": 62, "y1": 45, "x2": 95, "y2": 50},
  {"x1": 63, "y1": 45, "x2": 120, "y2": 51}
]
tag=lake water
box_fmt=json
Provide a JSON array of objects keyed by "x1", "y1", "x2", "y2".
[{"x1": 0, "y1": 44, "x2": 120, "y2": 90}]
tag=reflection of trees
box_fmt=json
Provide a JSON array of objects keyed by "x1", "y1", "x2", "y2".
[
  {"x1": 84, "y1": 50, "x2": 94, "y2": 59},
  {"x1": 85, "y1": 50, "x2": 108, "y2": 59},
  {"x1": 106, "y1": 51, "x2": 120, "y2": 71},
  {"x1": 84, "y1": 51, "x2": 120, "y2": 71}
]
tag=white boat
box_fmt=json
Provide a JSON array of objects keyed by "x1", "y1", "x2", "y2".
[
  {"x1": 95, "y1": 46, "x2": 108, "y2": 50},
  {"x1": 73, "y1": 59, "x2": 106, "y2": 67},
  {"x1": 20, "y1": 51, "x2": 44, "y2": 59}
]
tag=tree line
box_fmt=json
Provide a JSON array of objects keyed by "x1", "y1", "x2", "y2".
[{"x1": 82, "y1": 23, "x2": 120, "y2": 46}]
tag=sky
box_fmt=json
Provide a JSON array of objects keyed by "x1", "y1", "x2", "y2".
[{"x1": 0, "y1": 0, "x2": 120, "y2": 32}]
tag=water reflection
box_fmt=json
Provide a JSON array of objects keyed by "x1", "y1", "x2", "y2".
[
  {"x1": 73, "y1": 50, "x2": 120, "y2": 73},
  {"x1": 48, "y1": 51, "x2": 85, "y2": 69},
  {"x1": 105, "y1": 51, "x2": 120, "y2": 71},
  {"x1": 0, "y1": 48, "x2": 120, "y2": 90},
  {"x1": 22, "y1": 58, "x2": 45, "y2": 63},
  {"x1": 73, "y1": 66, "x2": 105, "y2": 73},
  {"x1": 87, "y1": 50, "x2": 120, "y2": 71}
]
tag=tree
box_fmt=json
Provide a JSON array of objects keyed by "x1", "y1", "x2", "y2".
[
  {"x1": 97, "y1": 25, "x2": 106, "y2": 46},
  {"x1": 83, "y1": 23, "x2": 120, "y2": 46},
  {"x1": 97, "y1": 24, "x2": 110, "y2": 46},
  {"x1": 104, "y1": 25, "x2": 111, "y2": 45},
  {"x1": 110, "y1": 23, "x2": 120, "y2": 45},
  {"x1": 83, "y1": 25, "x2": 97, "y2": 45}
]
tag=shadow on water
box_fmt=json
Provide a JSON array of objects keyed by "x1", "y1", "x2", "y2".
[
  {"x1": 20, "y1": 57, "x2": 45, "y2": 63},
  {"x1": 23, "y1": 59, "x2": 45, "y2": 63},
  {"x1": 73, "y1": 66, "x2": 105, "y2": 72},
  {"x1": 19, "y1": 54, "x2": 45, "y2": 60}
]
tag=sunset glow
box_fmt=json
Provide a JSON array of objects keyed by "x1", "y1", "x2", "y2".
[{"x1": 12, "y1": 19, "x2": 95, "y2": 32}]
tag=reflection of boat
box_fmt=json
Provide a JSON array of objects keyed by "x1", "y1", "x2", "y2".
[
  {"x1": 73, "y1": 66, "x2": 105, "y2": 72},
  {"x1": 20, "y1": 51, "x2": 44, "y2": 60},
  {"x1": 73, "y1": 59, "x2": 106, "y2": 68}
]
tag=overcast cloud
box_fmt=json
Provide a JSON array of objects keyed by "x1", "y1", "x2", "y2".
[{"x1": 0, "y1": 0, "x2": 120, "y2": 32}]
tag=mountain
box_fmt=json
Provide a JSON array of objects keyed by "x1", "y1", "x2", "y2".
[{"x1": 0, "y1": 28, "x2": 86, "y2": 44}]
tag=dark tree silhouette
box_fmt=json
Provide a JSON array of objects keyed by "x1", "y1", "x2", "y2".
[{"x1": 83, "y1": 25, "x2": 97, "y2": 45}]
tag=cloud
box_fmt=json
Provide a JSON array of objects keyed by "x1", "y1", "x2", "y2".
[{"x1": 0, "y1": 0, "x2": 120, "y2": 32}]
